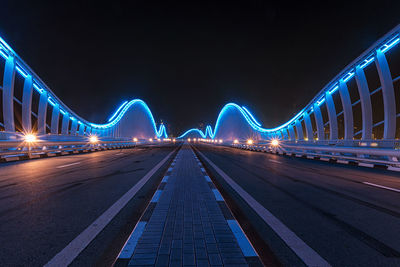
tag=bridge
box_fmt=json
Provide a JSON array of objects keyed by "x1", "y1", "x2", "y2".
[{"x1": 0, "y1": 24, "x2": 400, "y2": 267}]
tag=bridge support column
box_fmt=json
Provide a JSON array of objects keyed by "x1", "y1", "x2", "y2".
[
  {"x1": 376, "y1": 49, "x2": 396, "y2": 140},
  {"x1": 355, "y1": 66, "x2": 372, "y2": 140},
  {"x1": 295, "y1": 120, "x2": 304, "y2": 140},
  {"x1": 339, "y1": 79, "x2": 354, "y2": 141},
  {"x1": 303, "y1": 112, "x2": 313, "y2": 141},
  {"x1": 22, "y1": 75, "x2": 33, "y2": 133},
  {"x1": 37, "y1": 91, "x2": 48, "y2": 135},
  {"x1": 313, "y1": 103, "x2": 325, "y2": 141},
  {"x1": 51, "y1": 105, "x2": 60, "y2": 134},
  {"x1": 78, "y1": 123, "x2": 85, "y2": 135},
  {"x1": 2, "y1": 56, "x2": 16, "y2": 132},
  {"x1": 325, "y1": 92, "x2": 338, "y2": 140},
  {"x1": 281, "y1": 129, "x2": 289, "y2": 140},
  {"x1": 70, "y1": 119, "x2": 78, "y2": 135},
  {"x1": 61, "y1": 114, "x2": 69, "y2": 135},
  {"x1": 288, "y1": 125, "x2": 296, "y2": 141}
]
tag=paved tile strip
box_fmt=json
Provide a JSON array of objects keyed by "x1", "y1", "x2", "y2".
[{"x1": 123, "y1": 144, "x2": 260, "y2": 266}]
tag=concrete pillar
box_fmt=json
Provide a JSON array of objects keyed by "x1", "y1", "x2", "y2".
[
  {"x1": 313, "y1": 103, "x2": 325, "y2": 141},
  {"x1": 325, "y1": 92, "x2": 338, "y2": 140},
  {"x1": 22, "y1": 75, "x2": 33, "y2": 133},
  {"x1": 376, "y1": 49, "x2": 396, "y2": 139},
  {"x1": 355, "y1": 66, "x2": 372, "y2": 140},
  {"x1": 37, "y1": 91, "x2": 48, "y2": 135},
  {"x1": 2, "y1": 56, "x2": 16, "y2": 132},
  {"x1": 339, "y1": 79, "x2": 354, "y2": 140}
]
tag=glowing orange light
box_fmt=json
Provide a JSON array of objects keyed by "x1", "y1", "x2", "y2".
[
  {"x1": 247, "y1": 139, "x2": 253, "y2": 145},
  {"x1": 24, "y1": 133, "x2": 37, "y2": 143},
  {"x1": 89, "y1": 136, "x2": 98, "y2": 143},
  {"x1": 271, "y1": 139, "x2": 279, "y2": 147}
]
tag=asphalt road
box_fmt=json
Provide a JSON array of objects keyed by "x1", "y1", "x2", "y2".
[
  {"x1": 193, "y1": 143, "x2": 400, "y2": 267},
  {"x1": 0, "y1": 143, "x2": 179, "y2": 266}
]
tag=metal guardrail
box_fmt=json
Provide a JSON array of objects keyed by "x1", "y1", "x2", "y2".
[
  {"x1": 0, "y1": 140, "x2": 161, "y2": 162},
  {"x1": 194, "y1": 139, "x2": 400, "y2": 170}
]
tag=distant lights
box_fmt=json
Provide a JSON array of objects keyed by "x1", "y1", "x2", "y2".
[
  {"x1": 271, "y1": 139, "x2": 279, "y2": 147},
  {"x1": 89, "y1": 135, "x2": 98, "y2": 143},
  {"x1": 133, "y1": 137, "x2": 138, "y2": 142},
  {"x1": 233, "y1": 139, "x2": 239, "y2": 144},
  {"x1": 247, "y1": 139, "x2": 253, "y2": 145},
  {"x1": 24, "y1": 133, "x2": 37, "y2": 143},
  {"x1": 149, "y1": 138, "x2": 153, "y2": 142}
]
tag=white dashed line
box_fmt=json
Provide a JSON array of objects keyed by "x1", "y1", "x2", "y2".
[
  {"x1": 362, "y1": 182, "x2": 400, "y2": 193},
  {"x1": 56, "y1": 162, "x2": 81, "y2": 168},
  {"x1": 45, "y1": 150, "x2": 175, "y2": 267},
  {"x1": 198, "y1": 150, "x2": 331, "y2": 267}
]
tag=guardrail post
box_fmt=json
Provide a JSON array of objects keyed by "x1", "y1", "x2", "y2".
[
  {"x1": 22, "y1": 75, "x2": 33, "y2": 133},
  {"x1": 325, "y1": 91, "x2": 338, "y2": 140},
  {"x1": 2, "y1": 56, "x2": 16, "y2": 132},
  {"x1": 51, "y1": 105, "x2": 60, "y2": 134},
  {"x1": 375, "y1": 49, "x2": 396, "y2": 140},
  {"x1": 355, "y1": 66, "x2": 372, "y2": 140},
  {"x1": 37, "y1": 91, "x2": 48, "y2": 135},
  {"x1": 313, "y1": 103, "x2": 325, "y2": 141},
  {"x1": 339, "y1": 79, "x2": 354, "y2": 141}
]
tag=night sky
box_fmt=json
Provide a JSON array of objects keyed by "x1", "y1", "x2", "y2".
[{"x1": 1, "y1": 1, "x2": 400, "y2": 136}]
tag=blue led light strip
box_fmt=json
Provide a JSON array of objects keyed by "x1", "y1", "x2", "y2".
[
  {"x1": 0, "y1": 34, "x2": 168, "y2": 138},
  {"x1": 179, "y1": 28, "x2": 400, "y2": 139}
]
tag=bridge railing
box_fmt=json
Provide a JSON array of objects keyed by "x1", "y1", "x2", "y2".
[{"x1": 264, "y1": 24, "x2": 400, "y2": 149}]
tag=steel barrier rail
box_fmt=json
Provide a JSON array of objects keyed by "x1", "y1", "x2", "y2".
[{"x1": 0, "y1": 140, "x2": 160, "y2": 161}]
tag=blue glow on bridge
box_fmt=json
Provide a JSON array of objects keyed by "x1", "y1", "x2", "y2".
[
  {"x1": 0, "y1": 34, "x2": 168, "y2": 139},
  {"x1": 178, "y1": 32, "x2": 400, "y2": 140}
]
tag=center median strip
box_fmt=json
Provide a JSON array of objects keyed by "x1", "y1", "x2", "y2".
[
  {"x1": 44, "y1": 149, "x2": 176, "y2": 267},
  {"x1": 196, "y1": 149, "x2": 332, "y2": 267}
]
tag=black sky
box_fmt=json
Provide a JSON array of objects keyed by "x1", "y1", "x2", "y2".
[{"x1": 1, "y1": 0, "x2": 400, "y2": 136}]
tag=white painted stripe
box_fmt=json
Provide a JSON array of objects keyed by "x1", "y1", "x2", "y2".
[
  {"x1": 359, "y1": 162, "x2": 374, "y2": 168},
  {"x1": 269, "y1": 159, "x2": 281, "y2": 164},
  {"x1": 320, "y1": 158, "x2": 330, "y2": 162},
  {"x1": 337, "y1": 160, "x2": 349, "y2": 164},
  {"x1": 118, "y1": 221, "x2": 147, "y2": 259},
  {"x1": 44, "y1": 150, "x2": 175, "y2": 267},
  {"x1": 362, "y1": 182, "x2": 400, "y2": 193},
  {"x1": 198, "y1": 151, "x2": 331, "y2": 267},
  {"x1": 204, "y1": 175, "x2": 212, "y2": 182},
  {"x1": 115, "y1": 153, "x2": 124, "y2": 155},
  {"x1": 227, "y1": 220, "x2": 257, "y2": 257},
  {"x1": 212, "y1": 189, "x2": 224, "y2": 201},
  {"x1": 388, "y1": 166, "x2": 400, "y2": 172},
  {"x1": 151, "y1": 190, "x2": 163, "y2": 202},
  {"x1": 162, "y1": 176, "x2": 169, "y2": 183},
  {"x1": 56, "y1": 162, "x2": 81, "y2": 169}
]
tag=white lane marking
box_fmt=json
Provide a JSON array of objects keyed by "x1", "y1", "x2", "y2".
[
  {"x1": 227, "y1": 220, "x2": 257, "y2": 257},
  {"x1": 362, "y1": 182, "x2": 400, "y2": 193},
  {"x1": 198, "y1": 151, "x2": 331, "y2": 267},
  {"x1": 269, "y1": 159, "x2": 281, "y2": 164},
  {"x1": 151, "y1": 190, "x2": 163, "y2": 202},
  {"x1": 56, "y1": 162, "x2": 81, "y2": 169},
  {"x1": 212, "y1": 189, "x2": 224, "y2": 201},
  {"x1": 115, "y1": 153, "x2": 124, "y2": 155},
  {"x1": 45, "y1": 150, "x2": 175, "y2": 267},
  {"x1": 118, "y1": 221, "x2": 147, "y2": 259}
]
